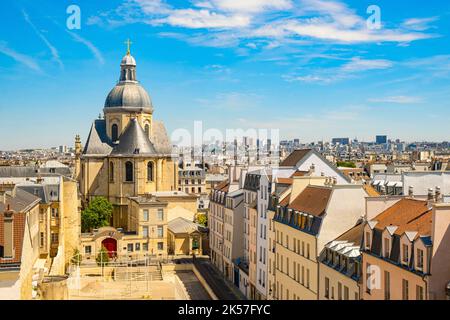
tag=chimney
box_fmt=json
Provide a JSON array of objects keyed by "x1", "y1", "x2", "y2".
[
  {"x1": 435, "y1": 186, "x2": 442, "y2": 203},
  {"x1": 2, "y1": 207, "x2": 15, "y2": 259},
  {"x1": 428, "y1": 188, "x2": 434, "y2": 201},
  {"x1": 408, "y1": 186, "x2": 414, "y2": 197},
  {"x1": 0, "y1": 183, "x2": 16, "y2": 204}
]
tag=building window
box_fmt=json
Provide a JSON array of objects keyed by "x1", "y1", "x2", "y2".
[
  {"x1": 143, "y1": 210, "x2": 149, "y2": 222},
  {"x1": 135, "y1": 243, "x2": 141, "y2": 251},
  {"x1": 338, "y1": 282, "x2": 342, "y2": 300},
  {"x1": 145, "y1": 124, "x2": 150, "y2": 137},
  {"x1": 416, "y1": 249, "x2": 424, "y2": 270},
  {"x1": 143, "y1": 243, "x2": 148, "y2": 251},
  {"x1": 112, "y1": 124, "x2": 119, "y2": 142},
  {"x1": 40, "y1": 232, "x2": 44, "y2": 247},
  {"x1": 402, "y1": 279, "x2": 409, "y2": 300},
  {"x1": 147, "y1": 162, "x2": 154, "y2": 181},
  {"x1": 125, "y1": 161, "x2": 133, "y2": 182},
  {"x1": 325, "y1": 277, "x2": 330, "y2": 299},
  {"x1": 384, "y1": 271, "x2": 390, "y2": 300},
  {"x1": 157, "y1": 226, "x2": 164, "y2": 238},
  {"x1": 51, "y1": 208, "x2": 58, "y2": 218},
  {"x1": 85, "y1": 246, "x2": 92, "y2": 254},
  {"x1": 158, "y1": 209, "x2": 164, "y2": 221},
  {"x1": 127, "y1": 243, "x2": 134, "y2": 252},
  {"x1": 143, "y1": 226, "x2": 149, "y2": 237},
  {"x1": 402, "y1": 244, "x2": 409, "y2": 263},
  {"x1": 416, "y1": 285, "x2": 424, "y2": 300},
  {"x1": 51, "y1": 233, "x2": 59, "y2": 244},
  {"x1": 109, "y1": 162, "x2": 114, "y2": 182},
  {"x1": 365, "y1": 231, "x2": 371, "y2": 250},
  {"x1": 344, "y1": 286, "x2": 349, "y2": 300},
  {"x1": 384, "y1": 237, "x2": 390, "y2": 258},
  {"x1": 157, "y1": 242, "x2": 164, "y2": 250}
]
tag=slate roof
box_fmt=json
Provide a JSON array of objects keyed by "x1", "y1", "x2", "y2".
[
  {"x1": 111, "y1": 118, "x2": 157, "y2": 155},
  {"x1": 0, "y1": 188, "x2": 40, "y2": 213},
  {"x1": 0, "y1": 166, "x2": 71, "y2": 178},
  {"x1": 168, "y1": 217, "x2": 207, "y2": 234},
  {"x1": 83, "y1": 119, "x2": 113, "y2": 155}
]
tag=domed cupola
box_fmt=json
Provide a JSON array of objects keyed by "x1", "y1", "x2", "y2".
[{"x1": 104, "y1": 42, "x2": 153, "y2": 114}]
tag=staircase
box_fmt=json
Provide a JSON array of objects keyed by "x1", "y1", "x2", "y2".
[{"x1": 114, "y1": 265, "x2": 163, "y2": 281}]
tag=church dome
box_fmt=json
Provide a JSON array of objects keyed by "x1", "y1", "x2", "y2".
[
  {"x1": 104, "y1": 52, "x2": 153, "y2": 113},
  {"x1": 104, "y1": 82, "x2": 153, "y2": 111}
]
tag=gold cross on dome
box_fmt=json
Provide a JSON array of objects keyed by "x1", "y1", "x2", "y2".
[{"x1": 125, "y1": 38, "x2": 132, "y2": 55}]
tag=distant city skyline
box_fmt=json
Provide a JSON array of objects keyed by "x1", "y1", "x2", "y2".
[{"x1": 1, "y1": 0, "x2": 450, "y2": 150}]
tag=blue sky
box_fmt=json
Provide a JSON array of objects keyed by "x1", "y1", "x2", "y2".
[{"x1": 0, "y1": 0, "x2": 449, "y2": 150}]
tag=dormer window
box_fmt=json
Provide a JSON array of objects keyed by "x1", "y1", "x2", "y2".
[
  {"x1": 402, "y1": 244, "x2": 409, "y2": 264},
  {"x1": 365, "y1": 231, "x2": 371, "y2": 250},
  {"x1": 416, "y1": 249, "x2": 424, "y2": 270},
  {"x1": 383, "y1": 237, "x2": 390, "y2": 258}
]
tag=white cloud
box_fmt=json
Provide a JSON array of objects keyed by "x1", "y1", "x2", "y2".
[
  {"x1": 204, "y1": 0, "x2": 293, "y2": 13},
  {"x1": 22, "y1": 10, "x2": 63, "y2": 69},
  {"x1": 156, "y1": 9, "x2": 250, "y2": 28},
  {"x1": 342, "y1": 57, "x2": 393, "y2": 72},
  {"x1": 284, "y1": 57, "x2": 393, "y2": 84},
  {"x1": 0, "y1": 41, "x2": 42, "y2": 72},
  {"x1": 67, "y1": 31, "x2": 105, "y2": 65},
  {"x1": 403, "y1": 16, "x2": 439, "y2": 31},
  {"x1": 368, "y1": 96, "x2": 424, "y2": 104},
  {"x1": 90, "y1": 0, "x2": 437, "y2": 48}
]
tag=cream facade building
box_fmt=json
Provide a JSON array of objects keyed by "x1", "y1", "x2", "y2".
[
  {"x1": 272, "y1": 176, "x2": 368, "y2": 300},
  {"x1": 77, "y1": 49, "x2": 200, "y2": 257}
]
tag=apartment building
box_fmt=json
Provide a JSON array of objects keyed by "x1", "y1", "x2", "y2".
[
  {"x1": 209, "y1": 180, "x2": 228, "y2": 273},
  {"x1": 223, "y1": 189, "x2": 244, "y2": 283},
  {"x1": 318, "y1": 221, "x2": 363, "y2": 300},
  {"x1": 244, "y1": 172, "x2": 259, "y2": 299},
  {"x1": 362, "y1": 196, "x2": 450, "y2": 300},
  {"x1": 272, "y1": 177, "x2": 368, "y2": 300},
  {"x1": 0, "y1": 183, "x2": 41, "y2": 299}
]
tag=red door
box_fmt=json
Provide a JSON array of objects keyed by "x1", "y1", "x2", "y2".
[{"x1": 101, "y1": 238, "x2": 117, "y2": 258}]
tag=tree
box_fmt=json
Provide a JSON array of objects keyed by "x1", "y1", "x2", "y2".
[
  {"x1": 81, "y1": 197, "x2": 113, "y2": 232},
  {"x1": 196, "y1": 214, "x2": 207, "y2": 227},
  {"x1": 336, "y1": 161, "x2": 356, "y2": 168},
  {"x1": 96, "y1": 246, "x2": 109, "y2": 267}
]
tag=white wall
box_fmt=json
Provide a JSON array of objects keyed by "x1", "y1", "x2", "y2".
[{"x1": 296, "y1": 153, "x2": 349, "y2": 185}]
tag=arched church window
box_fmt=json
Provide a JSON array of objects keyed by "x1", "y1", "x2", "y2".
[
  {"x1": 112, "y1": 124, "x2": 119, "y2": 142},
  {"x1": 145, "y1": 124, "x2": 150, "y2": 137},
  {"x1": 125, "y1": 161, "x2": 133, "y2": 182},
  {"x1": 109, "y1": 162, "x2": 114, "y2": 182},
  {"x1": 147, "y1": 161, "x2": 154, "y2": 181}
]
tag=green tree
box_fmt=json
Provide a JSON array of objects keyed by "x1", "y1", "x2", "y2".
[
  {"x1": 96, "y1": 246, "x2": 109, "y2": 267},
  {"x1": 196, "y1": 214, "x2": 207, "y2": 227},
  {"x1": 81, "y1": 197, "x2": 113, "y2": 232},
  {"x1": 336, "y1": 161, "x2": 356, "y2": 168}
]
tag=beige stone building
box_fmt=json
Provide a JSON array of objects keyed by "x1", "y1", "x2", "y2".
[
  {"x1": 77, "y1": 50, "x2": 180, "y2": 229},
  {"x1": 76, "y1": 49, "x2": 199, "y2": 257},
  {"x1": 362, "y1": 195, "x2": 450, "y2": 300},
  {"x1": 272, "y1": 176, "x2": 368, "y2": 300},
  {"x1": 318, "y1": 221, "x2": 363, "y2": 300},
  {"x1": 0, "y1": 183, "x2": 40, "y2": 299}
]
